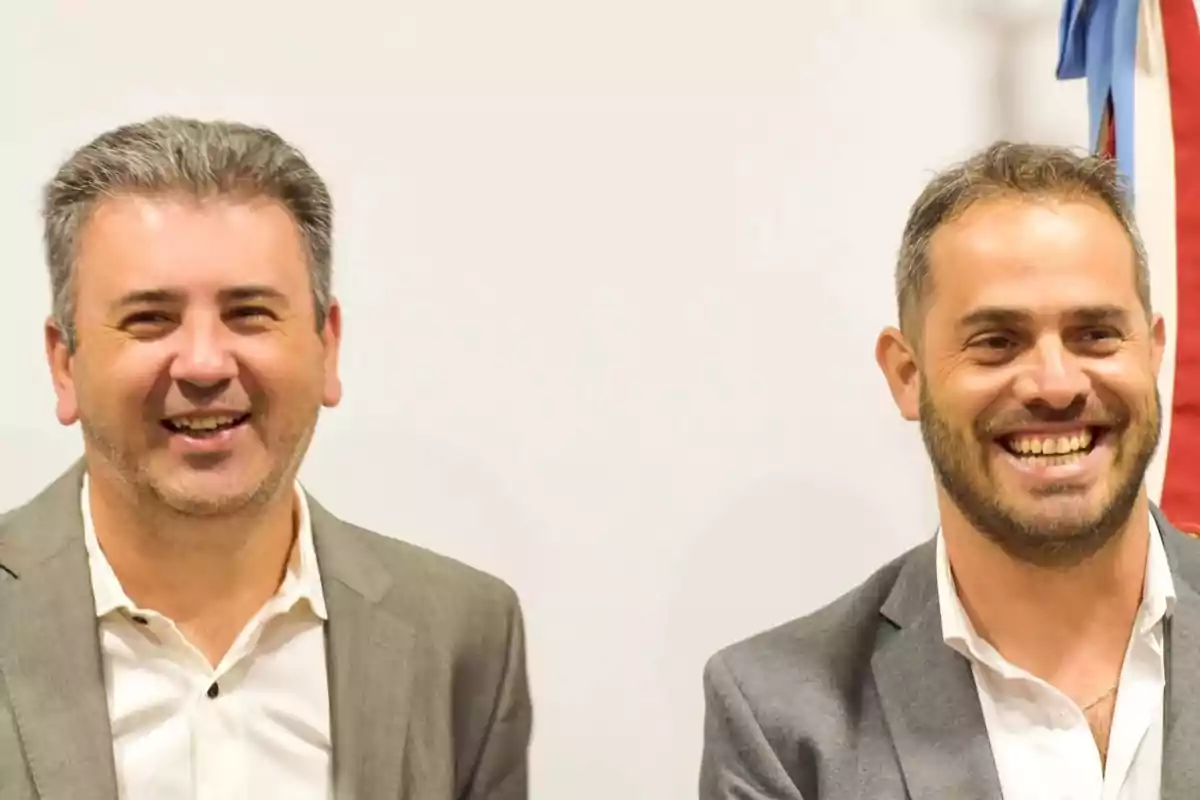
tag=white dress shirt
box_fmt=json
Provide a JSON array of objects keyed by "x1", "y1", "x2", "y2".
[
  {"x1": 82, "y1": 476, "x2": 333, "y2": 800},
  {"x1": 936, "y1": 515, "x2": 1176, "y2": 800}
]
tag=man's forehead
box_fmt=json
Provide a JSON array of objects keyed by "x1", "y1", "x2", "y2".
[
  {"x1": 923, "y1": 204, "x2": 1139, "y2": 309},
  {"x1": 75, "y1": 196, "x2": 308, "y2": 289},
  {"x1": 929, "y1": 193, "x2": 1132, "y2": 261},
  {"x1": 78, "y1": 193, "x2": 303, "y2": 256}
]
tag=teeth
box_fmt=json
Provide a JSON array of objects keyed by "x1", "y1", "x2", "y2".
[
  {"x1": 171, "y1": 415, "x2": 239, "y2": 431},
  {"x1": 1022, "y1": 453, "x2": 1089, "y2": 466},
  {"x1": 1007, "y1": 429, "x2": 1093, "y2": 456}
]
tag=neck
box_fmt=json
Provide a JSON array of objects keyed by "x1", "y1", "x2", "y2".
[
  {"x1": 85, "y1": 464, "x2": 296, "y2": 627},
  {"x1": 940, "y1": 492, "x2": 1151, "y2": 697}
]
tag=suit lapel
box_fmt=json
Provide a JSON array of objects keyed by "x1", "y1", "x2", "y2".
[
  {"x1": 0, "y1": 463, "x2": 118, "y2": 800},
  {"x1": 1154, "y1": 508, "x2": 1200, "y2": 797},
  {"x1": 872, "y1": 542, "x2": 1001, "y2": 800},
  {"x1": 311, "y1": 500, "x2": 416, "y2": 799},
  {"x1": 1161, "y1": 587, "x2": 1200, "y2": 798}
]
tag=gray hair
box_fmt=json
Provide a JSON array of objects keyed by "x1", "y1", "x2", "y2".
[
  {"x1": 895, "y1": 141, "x2": 1150, "y2": 344},
  {"x1": 42, "y1": 115, "x2": 334, "y2": 350}
]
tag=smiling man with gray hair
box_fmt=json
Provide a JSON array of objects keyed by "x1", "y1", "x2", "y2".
[{"x1": 0, "y1": 116, "x2": 530, "y2": 799}]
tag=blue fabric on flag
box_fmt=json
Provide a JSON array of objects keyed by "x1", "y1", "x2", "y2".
[{"x1": 1056, "y1": 0, "x2": 1142, "y2": 193}]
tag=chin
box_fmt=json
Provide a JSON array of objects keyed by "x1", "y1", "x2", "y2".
[
  {"x1": 158, "y1": 488, "x2": 262, "y2": 517},
  {"x1": 1006, "y1": 491, "x2": 1106, "y2": 525},
  {"x1": 148, "y1": 471, "x2": 276, "y2": 517},
  {"x1": 1004, "y1": 484, "x2": 1139, "y2": 539}
]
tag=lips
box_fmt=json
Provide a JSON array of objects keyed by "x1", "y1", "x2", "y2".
[{"x1": 161, "y1": 413, "x2": 251, "y2": 437}]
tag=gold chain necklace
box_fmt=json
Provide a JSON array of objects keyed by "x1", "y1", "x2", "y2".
[{"x1": 1082, "y1": 684, "x2": 1118, "y2": 712}]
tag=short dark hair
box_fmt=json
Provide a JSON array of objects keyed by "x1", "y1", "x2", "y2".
[{"x1": 895, "y1": 141, "x2": 1149, "y2": 342}]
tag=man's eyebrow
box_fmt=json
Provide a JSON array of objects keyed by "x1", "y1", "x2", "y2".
[
  {"x1": 219, "y1": 285, "x2": 290, "y2": 304},
  {"x1": 956, "y1": 307, "x2": 1031, "y2": 330},
  {"x1": 1069, "y1": 305, "x2": 1130, "y2": 326},
  {"x1": 956, "y1": 305, "x2": 1131, "y2": 329},
  {"x1": 111, "y1": 289, "x2": 184, "y2": 310},
  {"x1": 109, "y1": 285, "x2": 290, "y2": 310}
]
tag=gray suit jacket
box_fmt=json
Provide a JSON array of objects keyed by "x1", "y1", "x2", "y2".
[
  {"x1": 0, "y1": 463, "x2": 531, "y2": 800},
  {"x1": 700, "y1": 506, "x2": 1200, "y2": 799}
]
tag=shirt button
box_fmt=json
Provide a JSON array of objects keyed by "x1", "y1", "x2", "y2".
[{"x1": 207, "y1": 682, "x2": 220, "y2": 699}]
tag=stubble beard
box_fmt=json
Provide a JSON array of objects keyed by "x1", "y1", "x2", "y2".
[{"x1": 80, "y1": 409, "x2": 319, "y2": 521}]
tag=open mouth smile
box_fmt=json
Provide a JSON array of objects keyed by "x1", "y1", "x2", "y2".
[
  {"x1": 992, "y1": 426, "x2": 1113, "y2": 485},
  {"x1": 160, "y1": 414, "x2": 254, "y2": 455}
]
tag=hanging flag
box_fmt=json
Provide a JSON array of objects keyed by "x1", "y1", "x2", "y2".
[{"x1": 1058, "y1": 0, "x2": 1200, "y2": 533}]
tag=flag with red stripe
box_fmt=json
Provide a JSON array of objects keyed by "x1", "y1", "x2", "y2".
[{"x1": 1058, "y1": 0, "x2": 1200, "y2": 534}]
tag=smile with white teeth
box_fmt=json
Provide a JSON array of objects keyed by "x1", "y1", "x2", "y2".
[
  {"x1": 163, "y1": 414, "x2": 249, "y2": 435},
  {"x1": 1001, "y1": 428, "x2": 1096, "y2": 465}
]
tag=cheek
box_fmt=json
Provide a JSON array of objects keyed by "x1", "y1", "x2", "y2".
[
  {"x1": 75, "y1": 351, "x2": 165, "y2": 415},
  {"x1": 1086, "y1": 361, "x2": 1159, "y2": 411},
  {"x1": 240, "y1": 345, "x2": 326, "y2": 398},
  {"x1": 931, "y1": 372, "x2": 1009, "y2": 433}
]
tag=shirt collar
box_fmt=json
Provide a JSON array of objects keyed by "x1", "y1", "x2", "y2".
[
  {"x1": 81, "y1": 474, "x2": 328, "y2": 621},
  {"x1": 937, "y1": 511, "x2": 1178, "y2": 663}
]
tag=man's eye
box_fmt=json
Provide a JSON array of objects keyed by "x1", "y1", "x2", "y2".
[
  {"x1": 1079, "y1": 327, "x2": 1119, "y2": 342},
  {"x1": 228, "y1": 306, "x2": 276, "y2": 320},
  {"x1": 973, "y1": 335, "x2": 1015, "y2": 350},
  {"x1": 123, "y1": 312, "x2": 172, "y2": 327}
]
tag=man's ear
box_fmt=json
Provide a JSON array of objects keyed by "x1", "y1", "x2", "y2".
[
  {"x1": 320, "y1": 299, "x2": 343, "y2": 409},
  {"x1": 45, "y1": 317, "x2": 79, "y2": 426},
  {"x1": 875, "y1": 326, "x2": 921, "y2": 421},
  {"x1": 1150, "y1": 311, "x2": 1166, "y2": 379}
]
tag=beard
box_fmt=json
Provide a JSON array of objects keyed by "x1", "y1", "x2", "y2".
[{"x1": 917, "y1": 382, "x2": 1160, "y2": 568}]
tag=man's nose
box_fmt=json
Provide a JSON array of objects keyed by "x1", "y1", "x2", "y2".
[
  {"x1": 1011, "y1": 337, "x2": 1091, "y2": 410},
  {"x1": 168, "y1": 322, "x2": 238, "y2": 391}
]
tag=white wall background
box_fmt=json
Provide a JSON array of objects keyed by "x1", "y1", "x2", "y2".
[{"x1": 0, "y1": 1, "x2": 1089, "y2": 797}]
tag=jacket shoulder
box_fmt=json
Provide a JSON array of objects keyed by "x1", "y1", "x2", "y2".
[
  {"x1": 335, "y1": 519, "x2": 520, "y2": 612},
  {"x1": 1162, "y1": 519, "x2": 1200, "y2": 583},
  {"x1": 707, "y1": 543, "x2": 921, "y2": 714}
]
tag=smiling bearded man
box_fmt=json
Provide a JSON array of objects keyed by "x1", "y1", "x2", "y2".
[{"x1": 700, "y1": 142, "x2": 1200, "y2": 800}]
